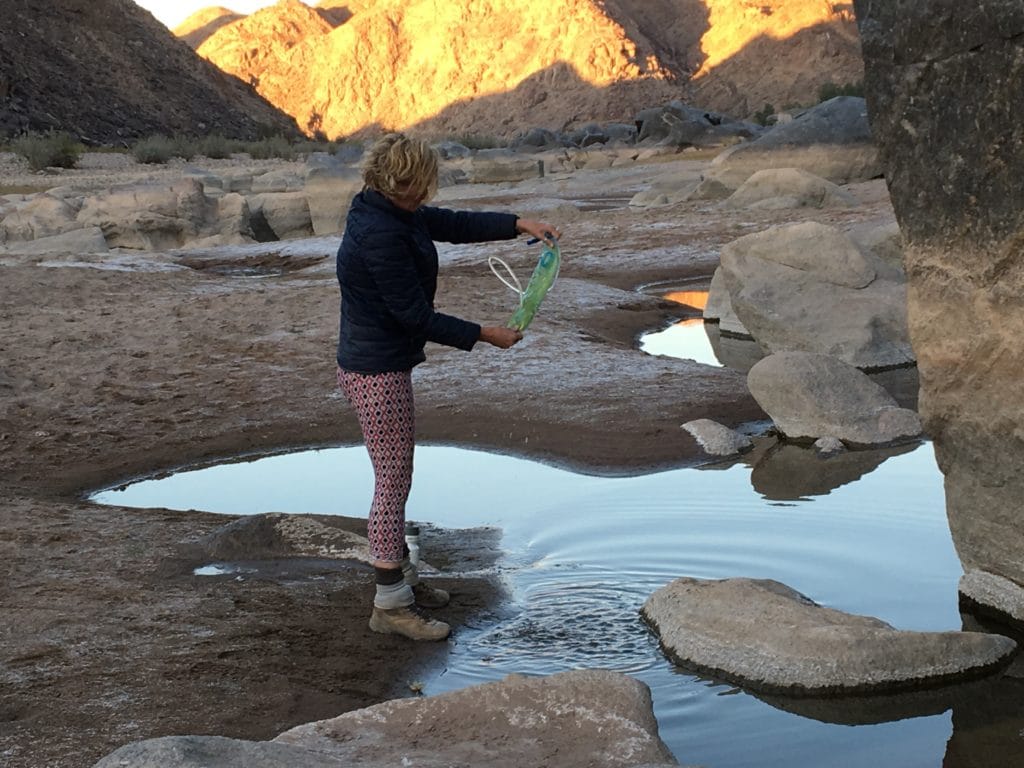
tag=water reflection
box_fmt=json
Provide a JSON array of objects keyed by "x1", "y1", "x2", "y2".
[
  {"x1": 639, "y1": 318, "x2": 723, "y2": 366},
  {"x1": 91, "y1": 442, "x2": 984, "y2": 767},
  {"x1": 639, "y1": 288, "x2": 724, "y2": 367}
]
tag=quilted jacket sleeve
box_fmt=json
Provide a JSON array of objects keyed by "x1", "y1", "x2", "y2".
[
  {"x1": 360, "y1": 230, "x2": 480, "y2": 350},
  {"x1": 420, "y1": 206, "x2": 519, "y2": 244}
]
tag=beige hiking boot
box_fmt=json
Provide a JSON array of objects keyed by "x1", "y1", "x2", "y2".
[
  {"x1": 369, "y1": 605, "x2": 450, "y2": 641},
  {"x1": 412, "y1": 581, "x2": 450, "y2": 609}
]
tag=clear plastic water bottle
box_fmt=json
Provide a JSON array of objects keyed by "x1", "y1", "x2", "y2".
[
  {"x1": 404, "y1": 521, "x2": 421, "y2": 567},
  {"x1": 507, "y1": 238, "x2": 561, "y2": 331}
]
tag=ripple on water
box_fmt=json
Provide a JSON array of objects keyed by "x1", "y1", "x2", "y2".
[{"x1": 469, "y1": 577, "x2": 661, "y2": 676}]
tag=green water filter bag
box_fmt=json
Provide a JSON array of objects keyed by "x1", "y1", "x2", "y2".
[{"x1": 506, "y1": 240, "x2": 561, "y2": 331}]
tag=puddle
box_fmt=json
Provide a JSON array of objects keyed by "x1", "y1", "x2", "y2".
[
  {"x1": 85, "y1": 441, "x2": 1015, "y2": 768},
  {"x1": 640, "y1": 318, "x2": 722, "y2": 366},
  {"x1": 639, "y1": 288, "x2": 723, "y2": 366}
]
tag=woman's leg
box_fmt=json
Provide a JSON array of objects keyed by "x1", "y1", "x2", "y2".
[
  {"x1": 338, "y1": 367, "x2": 448, "y2": 641},
  {"x1": 337, "y1": 368, "x2": 414, "y2": 566}
]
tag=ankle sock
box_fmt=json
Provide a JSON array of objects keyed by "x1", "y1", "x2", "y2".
[
  {"x1": 401, "y1": 558, "x2": 420, "y2": 587},
  {"x1": 374, "y1": 566, "x2": 413, "y2": 609}
]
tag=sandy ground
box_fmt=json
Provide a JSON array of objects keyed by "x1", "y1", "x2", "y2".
[{"x1": 0, "y1": 153, "x2": 898, "y2": 767}]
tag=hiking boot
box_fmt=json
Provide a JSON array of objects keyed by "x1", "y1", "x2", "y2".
[
  {"x1": 369, "y1": 605, "x2": 450, "y2": 641},
  {"x1": 412, "y1": 581, "x2": 450, "y2": 609}
]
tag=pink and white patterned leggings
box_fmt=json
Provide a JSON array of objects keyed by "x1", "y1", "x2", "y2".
[{"x1": 337, "y1": 367, "x2": 415, "y2": 563}]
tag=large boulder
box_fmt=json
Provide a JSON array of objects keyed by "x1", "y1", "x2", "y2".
[
  {"x1": 718, "y1": 221, "x2": 913, "y2": 368},
  {"x1": 93, "y1": 670, "x2": 679, "y2": 768},
  {"x1": 642, "y1": 577, "x2": 1016, "y2": 694},
  {"x1": 747, "y1": 352, "x2": 922, "y2": 445},
  {"x1": 703, "y1": 267, "x2": 749, "y2": 336},
  {"x1": 706, "y1": 96, "x2": 881, "y2": 191},
  {"x1": 725, "y1": 168, "x2": 857, "y2": 210},
  {"x1": 855, "y1": 1, "x2": 1024, "y2": 623},
  {"x1": 248, "y1": 191, "x2": 314, "y2": 240}
]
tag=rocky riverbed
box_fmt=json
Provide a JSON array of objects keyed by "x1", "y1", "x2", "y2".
[{"x1": 0, "y1": 149, "x2": 900, "y2": 767}]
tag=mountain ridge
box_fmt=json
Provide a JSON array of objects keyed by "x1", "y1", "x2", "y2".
[{"x1": 184, "y1": 0, "x2": 862, "y2": 138}]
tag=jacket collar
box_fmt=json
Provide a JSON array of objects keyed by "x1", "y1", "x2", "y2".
[{"x1": 362, "y1": 187, "x2": 416, "y2": 223}]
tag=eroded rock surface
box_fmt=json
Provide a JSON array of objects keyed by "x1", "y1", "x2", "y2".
[
  {"x1": 747, "y1": 352, "x2": 921, "y2": 445},
  {"x1": 94, "y1": 670, "x2": 679, "y2": 768},
  {"x1": 855, "y1": 0, "x2": 1024, "y2": 622},
  {"x1": 642, "y1": 577, "x2": 1017, "y2": 694}
]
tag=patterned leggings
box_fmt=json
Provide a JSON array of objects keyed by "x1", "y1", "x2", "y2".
[{"x1": 337, "y1": 367, "x2": 415, "y2": 563}]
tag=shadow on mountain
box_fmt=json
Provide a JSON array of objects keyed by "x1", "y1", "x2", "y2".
[
  {"x1": 384, "y1": 22, "x2": 859, "y2": 137},
  {"x1": 177, "y1": 11, "x2": 245, "y2": 50},
  {"x1": 315, "y1": 5, "x2": 355, "y2": 27},
  {"x1": 689, "y1": 21, "x2": 863, "y2": 117},
  {"x1": 600, "y1": 0, "x2": 711, "y2": 76},
  {"x1": 400, "y1": 62, "x2": 686, "y2": 139}
]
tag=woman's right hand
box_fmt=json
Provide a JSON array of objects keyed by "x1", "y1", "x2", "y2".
[{"x1": 480, "y1": 326, "x2": 523, "y2": 349}]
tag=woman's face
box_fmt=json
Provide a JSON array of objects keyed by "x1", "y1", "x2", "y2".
[{"x1": 387, "y1": 183, "x2": 428, "y2": 212}]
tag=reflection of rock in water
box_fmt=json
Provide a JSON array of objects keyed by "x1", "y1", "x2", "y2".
[
  {"x1": 942, "y1": 616, "x2": 1024, "y2": 767},
  {"x1": 749, "y1": 441, "x2": 919, "y2": 501},
  {"x1": 757, "y1": 673, "x2": 1002, "y2": 726},
  {"x1": 705, "y1": 321, "x2": 764, "y2": 373}
]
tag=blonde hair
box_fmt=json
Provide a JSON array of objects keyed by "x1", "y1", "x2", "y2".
[{"x1": 362, "y1": 133, "x2": 439, "y2": 202}]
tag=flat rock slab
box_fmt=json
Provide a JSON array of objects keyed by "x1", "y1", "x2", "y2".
[
  {"x1": 642, "y1": 577, "x2": 1017, "y2": 695},
  {"x1": 94, "y1": 670, "x2": 679, "y2": 768}
]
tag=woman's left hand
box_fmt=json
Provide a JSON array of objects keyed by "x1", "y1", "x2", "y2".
[{"x1": 516, "y1": 218, "x2": 562, "y2": 245}]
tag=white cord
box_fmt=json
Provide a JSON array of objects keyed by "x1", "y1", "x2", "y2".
[{"x1": 488, "y1": 256, "x2": 524, "y2": 300}]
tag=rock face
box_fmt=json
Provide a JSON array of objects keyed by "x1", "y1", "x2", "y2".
[
  {"x1": 746, "y1": 352, "x2": 921, "y2": 445},
  {"x1": 0, "y1": 0, "x2": 298, "y2": 141},
  {"x1": 854, "y1": 2, "x2": 1024, "y2": 622},
  {"x1": 186, "y1": 0, "x2": 863, "y2": 137},
  {"x1": 93, "y1": 670, "x2": 679, "y2": 768},
  {"x1": 641, "y1": 577, "x2": 1017, "y2": 695}
]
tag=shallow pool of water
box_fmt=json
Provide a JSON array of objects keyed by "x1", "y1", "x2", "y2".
[
  {"x1": 640, "y1": 317, "x2": 723, "y2": 366},
  {"x1": 92, "y1": 443, "x2": 1023, "y2": 767}
]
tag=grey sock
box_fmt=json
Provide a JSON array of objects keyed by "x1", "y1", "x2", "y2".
[
  {"x1": 401, "y1": 558, "x2": 420, "y2": 587},
  {"x1": 374, "y1": 581, "x2": 414, "y2": 610}
]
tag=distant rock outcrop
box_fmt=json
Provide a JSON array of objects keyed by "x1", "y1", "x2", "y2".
[
  {"x1": 0, "y1": 0, "x2": 298, "y2": 142},
  {"x1": 184, "y1": 0, "x2": 864, "y2": 138},
  {"x1": 196, "y1": 0, "x2": 334, "y2": 91},
  {"x1": 173, "y1": 6, "x2": 244, "y2": 49}
]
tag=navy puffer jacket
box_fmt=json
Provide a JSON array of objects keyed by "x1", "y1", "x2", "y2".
[{"x1": 336, "y1": 188, "x2": 519, "y2": 373}]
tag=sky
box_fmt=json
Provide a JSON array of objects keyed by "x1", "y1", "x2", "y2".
[{"x1": 135, "y1": 0, "x2": 314, "y2": 30}]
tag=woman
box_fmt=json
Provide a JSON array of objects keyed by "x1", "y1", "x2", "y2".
[{"x1": 336, "y1": 133, "x2": 561, "y2": 641}]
